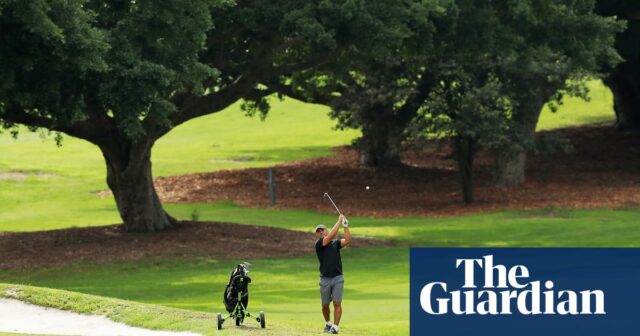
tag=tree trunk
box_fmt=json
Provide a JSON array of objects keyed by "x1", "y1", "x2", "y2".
[
  {"x1": 357, "y1": 105, "x2": 403, "y2": 168},
  {"x1": 357, "y1": 131, "x2": 402, "y2": 167},
  {"x1": 596, "y1": 6, "x2": 640, "y2": 130},
  {"x1": 100, "y1": 138, "x2": 178, "y2": 232},
  {"x1": 454, "y1": 136, "x2": 476, "y2": 204},
  {"x1": 353, "y1": 71, "x2": 435, "y2": 168},
  {"x1": 493, "y1": 97, "x2": 546, "y2": 187},
  {"x1": 494, "y1": 151, "x2": 526, "y2": 186},
  {"x1": 604, "y1": 67, "x2": 640, "y2": 131}
]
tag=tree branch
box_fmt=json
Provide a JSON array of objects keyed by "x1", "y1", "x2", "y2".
[
  {"x1": 166, "y1": 53, "x2": 330, "y2": 134},
  {"x1": 396, "y1": 70, "x2": 437, "y2": 122},
  {"x1": 268, "y1": 81, "x2": 335, "y2": 105},
  {"x1": 2, "y1": 106, "x2": 113, "y2": 146}
]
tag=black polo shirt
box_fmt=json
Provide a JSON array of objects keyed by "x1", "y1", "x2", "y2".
[{"x1": 315, "y1": 238, "x2": 343, "y2": 278}]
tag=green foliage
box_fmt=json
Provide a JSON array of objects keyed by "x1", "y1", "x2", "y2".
[
  {"x1": 403, "y1": 0, "x2": 622, "y2": 197},
  {"x1": 2, "y1": 0, "x2": 411, "y2": 139},
  {"x1": 89, "y1": 0, "x2": 219, "y2": 138},
  {"x1": 2, "y1": 0, "x2": 419, "y2": 230},
  {"x1": 278, "y1": 1, "x2": 456, "y2": 165},
  {"x1": 412, "y1": 68, "x2": 514, "y2": 151},
  {"x1": 0, "y1": 0, "x2": 108, "y2": 126},
  {"x1": 425, "y1": 0, "x2": 621, "y2": 143},
  {"x1": 495, "y1": 0, "x2": 623, "y2": 104}
]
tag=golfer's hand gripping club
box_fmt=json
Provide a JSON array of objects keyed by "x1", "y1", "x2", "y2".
[{"x1": 339, "y1": 214, "x2": 349, "y2": 228}]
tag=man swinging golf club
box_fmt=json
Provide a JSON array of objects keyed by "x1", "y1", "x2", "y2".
[{"x1": 315, "y1": 205, "x2": 351, "y2": 334}]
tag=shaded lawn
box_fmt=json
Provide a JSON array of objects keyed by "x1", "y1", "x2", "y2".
[{"x1": 0, "y1": 98, "x2": 357, "y2": 232}]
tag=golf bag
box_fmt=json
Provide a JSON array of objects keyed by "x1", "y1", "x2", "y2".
[
  {"x1": 217, "y1": 262, "x2": 265, "y2": 329},
  {"x1": 223, "y1": 263, "x2": 251, "y2": 313}
]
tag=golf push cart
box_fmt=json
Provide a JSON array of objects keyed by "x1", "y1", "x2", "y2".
[{"x1": 217, "y1": 262, "x2": 266, "y2": 330}]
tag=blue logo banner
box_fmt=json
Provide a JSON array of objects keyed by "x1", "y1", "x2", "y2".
[{"x1": 410, "y1": 248, "x2": 640, "y2": 336}]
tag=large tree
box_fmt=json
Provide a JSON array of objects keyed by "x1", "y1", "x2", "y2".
[
  {"x1": 410, "y1": 0, "x2": 620, "y2": 201},
  {"x1": 0, "y1": 0, "x2": 409, "y2": 231},
  {"x1": 488, "y1": 0, "x2": 622, "y2": 186},
  {"x1": 596, "y1": 0, "x2": 640, "y2": 130},
  {"x1": 326, "y1": 62, "x2": 439, "y2": 167},
  {"x1": 413, "y1": 67, "x2": 511, "y2": 203},
  {"x1": 409, "y1": 0, "x2": 513, "y2": 203},
  {"x1": 276, "y1": 0, "x2": 452, "y2": 168}
]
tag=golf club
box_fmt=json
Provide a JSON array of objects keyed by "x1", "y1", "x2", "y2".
[
  {"x1": 323, "y1": 192, "x2": 348, "y2": 226},
  {"x1": 323, "y1": 192, "x2": 342, "y2": 215}
]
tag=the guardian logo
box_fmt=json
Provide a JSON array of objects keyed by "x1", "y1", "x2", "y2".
[
  {"x1": 410, "y1": 248, "x2": 639, "y2": 335},
  {"x1": 420, "y1": 255, "x2": 606, "y2": 316}
]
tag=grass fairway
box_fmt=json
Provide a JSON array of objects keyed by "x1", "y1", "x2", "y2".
[
  {"x1": 1, "y1": 249, "x2": 408, "y2": 336},
  {"x1": 2, "y1": 205, "x2": 639, "y2": 335},
  {"x1": 164, "y1": 202, "x2": 640, "y2": 247}
]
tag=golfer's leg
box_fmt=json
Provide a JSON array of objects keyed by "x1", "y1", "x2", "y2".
[
  {"x1": 332, "y1": 276, "x2": 345, "y2": 326},
  {"x1": 322, "y1": 304, "x2": 331, "y2": 321},
  {"x1": 333, "y1": 301, "x2": 342, "y2": 326},
  {"x1": 320, "y1": 278, "x2": 332, "y2": 321}
]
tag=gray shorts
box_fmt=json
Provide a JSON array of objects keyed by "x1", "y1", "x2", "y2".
[{"x1": 319, "y1": 275, "x2": 344, "y2": 305}]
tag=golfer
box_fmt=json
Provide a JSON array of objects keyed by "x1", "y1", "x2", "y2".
[{"x1": 315, "y1": 214, "x2": 351, "y2": 334}]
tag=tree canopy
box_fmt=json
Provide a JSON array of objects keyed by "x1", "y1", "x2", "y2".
[
  {"x1": 1, "y1": 0, "x2": 418, "y2": 231},
  {"x1": 0, "y1": 0, "x2": 626, "y2": 231},
  {"x1": 275, "y1": 0, "x2": 452, "y2": 167}
]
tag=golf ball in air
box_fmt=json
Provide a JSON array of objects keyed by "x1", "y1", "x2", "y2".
[{"x1": 365, "y1": 186, "x2": 370, "y2": 190}]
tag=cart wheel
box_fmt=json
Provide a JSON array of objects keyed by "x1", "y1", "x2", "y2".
[
  {"x1": 217, "y1": 313, "x2": 223, "y2": 330},
  {"x1": 235, "y1": 317, "x2": 241, "y2": 326},
  {"x1": 260, "y1": 311, "x2": 265, "y2": 328}
]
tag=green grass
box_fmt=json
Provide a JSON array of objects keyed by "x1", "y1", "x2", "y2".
[
  {"x1": 0, "y1": 284, "x2": 273, "y2": 336},
  {"x1": 536, "y1": 80, "x2": 615, "y2": 131},
  {"x1": 0, "y1": 248, "x2": 408, "y2": 336},
  {"x1": 2, "y1": 205, "x2": 639, "y2": 335},
  {"x1": 165, "y1": 202, "x2": 640, "y2": 247},
  {"x1": 0, "y1": 98, "x2": 358, "y2": 232}
]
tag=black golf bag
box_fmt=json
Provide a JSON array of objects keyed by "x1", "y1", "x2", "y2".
[
  {"x1": 217, "y1": 262, "x2": 265, "y2": 329},
  {"x1": 224, "y1": 264, "x2": 251, "y2": 313}
]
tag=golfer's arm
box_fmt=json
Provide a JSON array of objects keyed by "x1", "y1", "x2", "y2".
[
  {"x1": 322, "y1": 221, "x2": 341, "y2": 246},
  {"x1": 341, "y1": 226, "x2": 351, "y2": 247}
]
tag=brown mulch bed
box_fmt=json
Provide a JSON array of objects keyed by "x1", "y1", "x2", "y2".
[
  {"x1": 156, "y1": 125, "x2": 640, "y2": 217},
  {"x1": 0, "y1": 221, "x2": 388, "y2": 270}
]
